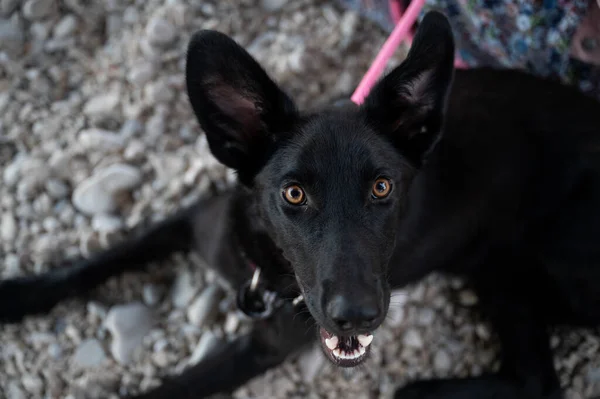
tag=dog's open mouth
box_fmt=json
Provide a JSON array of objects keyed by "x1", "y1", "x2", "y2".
[{"x1": 319, "y1": 327, "x2": 373, "y2": 367}]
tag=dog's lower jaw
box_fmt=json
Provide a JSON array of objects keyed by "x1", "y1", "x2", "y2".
[{"x1": 318, "y1": 327, "x2": 374, "y2": 368}]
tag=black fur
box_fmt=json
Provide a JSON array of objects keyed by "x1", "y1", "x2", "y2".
[{"x1": 2, "y1": 11, "x2": 600, "y2": 398}]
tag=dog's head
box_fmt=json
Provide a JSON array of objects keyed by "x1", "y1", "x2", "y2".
[{"x1": 185, "y1": 11, "x2": 455, "y2": 367}]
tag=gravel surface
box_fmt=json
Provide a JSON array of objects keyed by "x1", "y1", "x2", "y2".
[{"x1": 1, "y1": 1, "x2": 600, "y2": 398}]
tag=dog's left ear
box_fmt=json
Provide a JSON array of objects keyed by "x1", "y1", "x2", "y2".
[
  {"x1": 185, "y1": 30, "x2": 298, "y2": 173},
  {"x1": 362, "y1": 11, "x2": 455, "y2": 166}
]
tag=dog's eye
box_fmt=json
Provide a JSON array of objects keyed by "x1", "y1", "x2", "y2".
[
  {"x1": 372, "y1": 178, "x2": 392, "y2": 199},
  {"x1": 283, "y1": 185, "x2": 306, "y2": 205}
]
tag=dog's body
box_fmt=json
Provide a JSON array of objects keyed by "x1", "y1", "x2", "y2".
[{"x1": 2, "y1": 11, "x2": 600, "y2": 399}]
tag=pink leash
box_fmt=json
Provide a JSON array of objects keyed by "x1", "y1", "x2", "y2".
[{"x1": 350, "y1": 0, "x2": 467, "y2": 105}]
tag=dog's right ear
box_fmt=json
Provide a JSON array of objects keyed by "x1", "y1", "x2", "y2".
[{"x1": 185, "y1": 30, "x2": 298, "y2": 173}]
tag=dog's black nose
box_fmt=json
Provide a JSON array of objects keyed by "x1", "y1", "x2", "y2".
[{"x1": 325, "y1": 294, "x2": 381, "y2": 332}]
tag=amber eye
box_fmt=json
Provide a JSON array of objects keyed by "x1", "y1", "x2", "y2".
[
  {"x1": 283, "y1": 185, "x2": 306, "y2": 205},
  {"x1": 372, "y1": 178, "x2": 392, "y2": 199}
]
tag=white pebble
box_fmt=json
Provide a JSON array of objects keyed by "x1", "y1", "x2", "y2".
[
  {"x1": 128, "y1": 62, "x2": 156, "y2": 85},
  {"x1": 152, "y1": 338, "x2": 169, "y2": 353},
  {"x1": 42, "y1": 217, "x2": 60, "y2": 232},
  {"x1": 171, "y1": 270, "x2": 197, "y2": 308},
  {"x1": 22, "y1": 0, "x2": 53, "y2": 20},
  {"x1": 72, "y1": 163, "x2": 142, "y2": 216},
  {"x1": 403, "y1": 328, "x2": 424, "y2": 349},
  {"x1": 433, "y1": 349, "x2": 452, "y2": 373},
  {"x1": 53, "y1": 14, "x2": 77, "y2": 38},
  {"x1": 145, "y1": 16, "x2": 176, "y2": 46},
  {"x1": 83, "y1": 92, "x2": 120, "y2": 117},
  {"x1": 0, "y1": 17, "x2": 24, "y2": 57},
  {"x1": 188, "y1": 330, "x2": 220, "y2": 366},
  {"x1": 21, "y1": 374, "x2": 43, "y2": 395},
  {"x1": 124, "y1": 140, "x2": 146, "y2": 161},
  {"x1": 45, "y1": 179, "x2": 69, "y2": 199},
  {"x1": 91, "y1": 214, "x2": 123, "y2": 233},
  {"x1": 459, "y1": 290, "x2": 479, "y2": 306},
  {"x1": 260, "y1": 0, "x2": 288, "y2": 11},
  {"x1": 1, "y1": 212, "x2": 17, "y2": 241},
  {"x1": 187, "y1": 285, "x2": 222, "y2": 327},
  {"x1": 143, "y1": 284, "x2": 162, "y2": 307},
  {"x1": 48, "y1": 343, "x2": 62, "y2": 360},
  {"x1": 78, "y1": 128, "x2": 125, "y2": 152},
  {"x1": 105, "y1": 302, "x2": 153, "y2": 364},
  {"x1": 72, "y1": 339, "x2": 106, "y2": 368}
]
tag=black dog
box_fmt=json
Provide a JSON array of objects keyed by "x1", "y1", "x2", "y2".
[{"x1": 3, "y1": 10, "x2": 600, "y2": 399}]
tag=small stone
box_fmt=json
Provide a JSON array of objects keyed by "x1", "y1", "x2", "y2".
[
  {"x1": 142, "y1": 284, "x2": 162, "y2": 307},
  {"x1": 87, "y1": 301, "x2": 108, "y2": 320},
  {"x1": 43, "y1": 370, "x2": 64, "y2": 397},
  {"x1": 72, "y1": 163, "x2": 142, "y2": 215},
  {"x1": 72, "y1": 339, "x2": 106, "y2": 368},
  {"x1": 22, "y1": 374, "x2": 44, "y2": 395},
  {"x1": 1, "y1": 0, "x2": 19, "y2": 16},
  {"x1": 403, "y1": 328, "x2": 424, "y2": 349},
  {"x1": 105, "y1": 302, "x2": 153, "y2": 364},
  {"x1": 91, "y1": 214, "x2": 124, "y2": 233},
  {"x1": 261, "y1": 0, "x2": 288, "y2": 11},
  {"x1": 48, "y1": 343, "x2": 62, "y2": 359},
  {"x1": 459, "y1": 290, "x2": 479, "y2": 306},
  {"x1": 23, "y1": 0, "x2": 53, "y2": 20},
  {"x1": 123, "y1": 6, "x2": 139, "y2": 24},
  {"x1": 120, "y1": 119, "x2": 143, "y2": 138},
  {"x1": 83, "y1": 92, "x2": 120, "y2": 117},
  {"x1": 417, "y1": 308, "x2": 436, "y2": 326},
  {"x1": 80, "y1": 232, "x2": 102, "y2": 257},
  {"x1": 78, "y1": 128, "x2": 125, "y2": 151},
  {"x1": 297, "y1": 345, "x2": 326, "y2": 383},
  {"x1": 0, "y1": 18, "x2": 24, "y2": 57},
  {"x1": 124, "y1": 140, "x2": 146, "y2": 161},
  {"x1": 1, "y1": 212, "x2": 17, "y2": 241},
  {"x1": 152, "y1": 338, "x2": 168, "y2": 353},
  {"x1": 4, "y1": 253, "x2": 20, "y2": 276},
  {"x1": 53, "y1": 14, "x2": 77, "y2": 38},
  {"x1": 45, "y1": 179, "x2": 69, "y2": 199},
  {"x1": 152, "y1": 351, "x2": 170, "y2": 368},
  {"x1": 144, "y1": 80, "x2": 174, "y2": 103},
  {"x1": 49, "y1": 151, "x2": 71, "y2": 179},
  {"x1": 223, "y1": 312, "x2": 240, "y2": 335},
  {"x1": 3, "y1": 154, "x2": 24, "y2": 187},
  {"x1": 433, "y1": 349, "x2": 452, "y2": 373},
  {"x1": 145, "y1": 16, "x2": 176, "y2": 46},
  {"x1": 145, "y1": 113, "x2": 165, "y2": 139},
  {"x1": 171, "y1": 270, "x2": 197, "y2": 308},
  {"x1": 42, "y1": 217, "x2": 60, "y2": 232},
  {"x1": 475, "y1": 323, "x2": 491, "y2": 340},
  {"x1": 6, "y1": 382, "x2": 26, "y2": 399},
  {"x1": 128, "y1": 62, "x2": 155, "y2": 85},
  {"x1": 188, "y1": 330, "x2": 221, "y2": 365}
]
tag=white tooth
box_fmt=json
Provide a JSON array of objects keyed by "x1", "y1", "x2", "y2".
[
  {"x1": 359, "y1": 345, "x2": 366, "y2": 355},
  {"x1": 325, "y1": 336, "x2": 339, "y2": 350},
  {"x1": 350, "y1": 351, "x2": 358, "y2": 359},
  {"x1": 332, "y1": 348, "x2": 342, "y2": 358},
  {"x1": 357, "y1": 334, "x2": 373, "y2": 347}
]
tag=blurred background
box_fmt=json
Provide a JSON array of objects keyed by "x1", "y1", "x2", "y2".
[{"x1": 0, "y1": 0, "x2": 599, "y2": 398}]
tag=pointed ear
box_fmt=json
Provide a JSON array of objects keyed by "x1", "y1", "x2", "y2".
[
  {"x1": 361, "y1": 11, "x2": 455, "y2": 166},
  {"x1": 185, "y1": 30, "x2": 298, "y2": 173}
]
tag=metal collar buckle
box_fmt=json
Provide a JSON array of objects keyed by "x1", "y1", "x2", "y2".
[{"x1": 236, "y1": 267, "x2": 304, "y2": 320}]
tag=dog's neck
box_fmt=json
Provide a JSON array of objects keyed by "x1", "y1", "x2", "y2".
[{"x1": 229, "y1": 188, "x2": 298, "y2": 298}]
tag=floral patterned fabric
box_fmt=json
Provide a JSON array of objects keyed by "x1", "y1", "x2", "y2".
[{"x1": 335, "y1": 0, "x2": 600, "y2": 100}]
